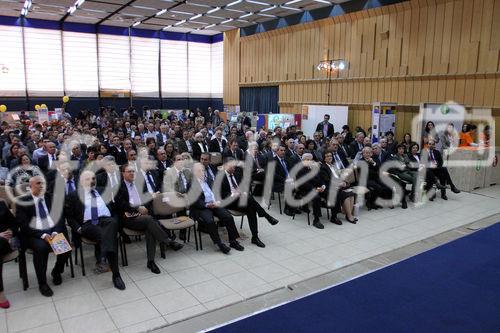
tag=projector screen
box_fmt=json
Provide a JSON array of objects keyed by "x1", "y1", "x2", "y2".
[{"x1": 301, "y1": 105, "x2": 349, "y2": 137}]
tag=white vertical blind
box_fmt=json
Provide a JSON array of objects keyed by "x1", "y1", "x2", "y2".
[
  {"x1": 131, "y1": 36, "x2": 159, "y2": 97},
  {"x1": 188, "y1": 42, "x2": 211, "y2": 98},
  {"x1": 0, "y1": 25, "x2": 26, "y2": 97},
  {"x1": 210, "y1": 41, "x2": 223, "y2": 99},
  {"x1": 0, "y1": 24, "x2": 223, "y2": 99},
  {"x1": 24, "y1": 27, "x2": 64, "y2": 96},
  {"x1": 98, "y1": 33, "x2": 130, "y2": 92},
  {"x1": 160, "y1": 39, "x2": 188, "y2": 98},
  {"x1": 63, "y1": 31, "x2": 99, "y2": 97}
]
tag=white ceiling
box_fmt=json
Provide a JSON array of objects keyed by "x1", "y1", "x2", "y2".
[{"x1": 0, "y1": 0, "x2": 353, "y2": 35}]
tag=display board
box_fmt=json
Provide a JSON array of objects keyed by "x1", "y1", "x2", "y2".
[
  {"x1": 301, "y1": 105, "x2": 348, "y2": 137},
  {"x1": 371, "y1": 102, "x2": 396, "y2": 143}
]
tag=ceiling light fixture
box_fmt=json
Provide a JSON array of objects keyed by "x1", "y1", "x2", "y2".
[
  {"x1": 162, "y1": 25, "x2": 172, "y2": 30},
  {"x1": 247, "y1": 0, "x2": 269, "y2": 5},
  {"x1": 190, "y1": 14, "x2": 202, "y2": 20},
  {"x1": 220, "y1": 18, "x2": 233, "y2": 24},
  {"x1": 132, "y1": 21, "x2": 141, "y2": 27},
  {"x1": 285, "y1": 0, "x2": 302, "y2": 5},
  {"x1": 156, "y1": 9, "x2": 167, "y2": 16},
  {"x1": 174, "y1": 19, "x2": 186, "y2": 26},
  {"x1": 239, "y1": 12, "x2": 253, "y2": 18},
  {"x1": 261, "y1": 5, "x2": 277, "y2": 12},
  {"x1": 205, "y1": 23, "x2": 216, "y2": 29},
  {"x1": 21, "y1": 0, "x2": 32, "y2": 17},
  {"x1": 258, "y1": 13, "x2": 276, "y2": 18},
  {"x1": 226, "y1": 0, "x2": 242, "y2": 7},
  {"x1": 314, "y1": 0, "x2": 332, "y2": 4},
  {"x1": 279, "y1": 5, "x2": 302, "y2": 11},
  {"x1": 207, "y1": 7, "x2": 220, "y2": 14},
  {"x1": 67, "y1": 0, "x2": 85, "y2": 14}
]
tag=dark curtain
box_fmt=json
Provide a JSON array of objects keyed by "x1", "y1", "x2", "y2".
[{"x1": 240, "y1": 86, "x2": 279, "y2": 114}]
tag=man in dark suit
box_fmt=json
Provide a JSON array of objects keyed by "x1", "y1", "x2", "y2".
[
  {"x1": 17, "y1": 176, "x2": 71, "y2": 297},
  {"x1": 359, "y1": 147, "x2": 392, "y2": 209},
  {"x1": 220, "y1": 160, "x2": 278, "y2": 248},
  {"x1": 425, "y1": 139, "x2": 460, "y2": 200},
  {"x1": 36, "y1": 141, "x2": 57, "y2": 175},
  {"x1": 177, "y1": 130, "x2": 193, "y2": 155},
  {"x1": 114, "y1": 164, "x2": 183, "y2": 274},
  {"x1": 222, "y1": 138, "x2": 244, "y2": 161},
  {"x1": 349, "y1": 132, "x2": 365, "y2": 159},
  {"x1": 137, "y1": 156, "x2": 161, "y2": 211},
  {"x1": 189, "y1": 163, "x2": 243, "y2": 254},
  {"x1": 192, "y1": 132, "x2": 209, "y2": 161},
  {"x1": 156, "y1": 125, "x2": 169, "y2": 147},
  {"x1": 273, "y1": 145, "x2": 299, "y2": 216},
  {"x1": 109, "y1": 135, "x2": 127, "y2": 165},
  {"x1": 66, "y1": 170, "x2": 125, "y2": 290},
  {"x1": 295, "y1": 153, "x2": 327, "y2": 229},
  {"x1": 200, "y1": 153, "x2": 218, "y2": 188},
  {"x1": 335, "y1": 133, "x2": 350, "y2": 159},
  {"x1": 209, "y1": 129, "x2": 226, "y2": 153},
  {"x1": 315, "y1": 114, "x2": 334, "y2": 139},
  {"x1": 330, "y1": 139, "x2": 349, "y2": 169},
  {"x1": 156, "y1": 148, "x2": 171, "y2": 186}
]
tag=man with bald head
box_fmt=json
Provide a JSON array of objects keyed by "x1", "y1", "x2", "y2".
[
  {"x1": 17, "y1": 176, "x2": 72, "y2": 297},
  {"x1": 66, "y1": 170, "x2": 125, "y2": 290}
]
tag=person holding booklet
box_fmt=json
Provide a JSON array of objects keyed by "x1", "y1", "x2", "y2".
[{"x1": 17, "y1": 176, "x2": 72, "y2": 297}]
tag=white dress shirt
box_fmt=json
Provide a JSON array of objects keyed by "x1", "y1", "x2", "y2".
[
  {"x1": 83, "y1": 190, "x2": 111, "y2": 222},
  {"x1": 31, "y1": 194, "x2": 55, "y2": 230}
]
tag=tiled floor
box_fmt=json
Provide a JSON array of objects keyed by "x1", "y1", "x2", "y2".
[{"x1": 2, "y1": 185, "x2": 500, "y2": 333}]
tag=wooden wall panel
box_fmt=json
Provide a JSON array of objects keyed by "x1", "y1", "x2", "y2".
[{"x1": 223, "y1": 0, "x2": 500, "y2": 135}]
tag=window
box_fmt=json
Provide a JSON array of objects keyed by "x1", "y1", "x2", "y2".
[
  {"x1": 63, "y1": 31, "x2": 99, "y2": 97},
  {"x1": 188, "y1": 42, "x2": 211, "y2": 98},
  {"x1": 160, "y1": 39, "x2": 188, "y2": 98},
  {"x1": 210, "y1": 41, "x2": 223, "y2": 99},
  {"x1": 24, "y1": 27, "x2": 64, "y2": 96},
  {"x1": 131, "y1": 36, "x2": 159, "y2": 97},
  {"x1": 0, "y1": 25, "x2": 26, "y2": 97},
  {"x1": 98, "y1": 33, "x2": 130, "y2": 93}
]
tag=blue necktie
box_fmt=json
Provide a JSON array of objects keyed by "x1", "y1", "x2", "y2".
[
  {"x1": 38, "y1": 199, "x2": 50, "y2": 230},
  {"x1": 90, "y1": 190, "x2": 99, "y2": 225},
  {"x1": 281, "y1": 159, "x2": 288, "y2": 177},
  {"x1": 66, "y1": 180, "x2": 76, "y2": 195},
  {"x1": 146, "y1": 171, "x2": 156, "y2": 191}
]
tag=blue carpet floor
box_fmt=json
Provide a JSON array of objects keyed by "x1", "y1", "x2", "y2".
[{"x1": 210, "y1": 223, "x2": 500, "y2": 333}]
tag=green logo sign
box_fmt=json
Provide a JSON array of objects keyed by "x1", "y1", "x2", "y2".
[{"x1": 440, "y1": 105, "x2": 450, "y2": 115}]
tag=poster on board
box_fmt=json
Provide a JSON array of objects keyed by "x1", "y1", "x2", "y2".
[{"x1": 371, "y1": 102, "x2": 397, "y2": 143}]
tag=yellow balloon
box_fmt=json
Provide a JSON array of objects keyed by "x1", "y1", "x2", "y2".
[
  {"x1": 62, "y1": 95, "x2": 70, "y2": 103},
  {"x1": 40, "y1": 104, "x2": 47, "y2": 109},
  {"x1": 35, "y1": 104, "x2": 40, "y2": 111},
  {"x1": 0, "y1": 105, "x2": 6, "y2": 113}
]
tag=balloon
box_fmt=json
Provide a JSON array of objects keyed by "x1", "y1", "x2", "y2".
[
  {"x1": 40, "y1": 104, "x2": 47, "y2": 109},
  {"x1": 35, "y1": 104, "x2": 40, "y2": 111},
  {"x1": 62, "y1": 95, "x2": 69, "y2": 103},
  {"x1": 0, "y1": 105, "x2": 6, "y2": 113}
]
